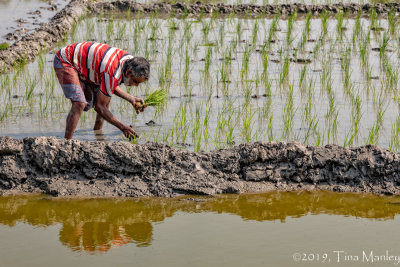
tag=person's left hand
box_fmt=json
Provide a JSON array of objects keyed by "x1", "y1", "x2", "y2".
[{"x1": 130, "y1": 97, "x2": 147, "y2": 114}]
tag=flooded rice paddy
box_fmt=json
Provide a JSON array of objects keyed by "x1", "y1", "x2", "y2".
[
  {"x1": 1, "y1": 11, "x2": 400, "y2": 152},
  {"x1": 0, "y1": 0, "x2": 69, "y2": 43},
  {"x1": 1, "y1": 191, "x2": 400, "y2": 266}
]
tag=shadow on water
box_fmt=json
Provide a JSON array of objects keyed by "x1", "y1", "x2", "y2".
[{"x1": 1, "y1": 191, "x2": 400, "y2": 254}]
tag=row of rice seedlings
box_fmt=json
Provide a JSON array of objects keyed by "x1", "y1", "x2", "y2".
[{"x1": 1, "y1": 11, "x2": 400, "y2": 151}]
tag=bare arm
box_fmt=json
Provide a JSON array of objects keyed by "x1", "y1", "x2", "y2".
[
  {"x1": 94, "y1": 92, "x2": 137, "y2": 138},
  {"x1": 114, "y1": 86, "x2": 146, "y2": 114},
  {"x1": 114, "y1": 85, "x2": 133, "y2": 102}
]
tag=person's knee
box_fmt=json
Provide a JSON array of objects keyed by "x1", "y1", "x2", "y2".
[{"x1": 71, "y1": 101, "x2": 86, "y2": 112}]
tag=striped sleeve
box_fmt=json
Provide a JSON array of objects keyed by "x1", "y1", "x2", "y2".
[{"x1": 100, "y1": 72, "x2": 112, "y2": 97}]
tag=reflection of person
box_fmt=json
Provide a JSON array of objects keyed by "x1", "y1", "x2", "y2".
[
  {"x1": 54, "y1": 42, "x2": 150, "y2": 139},
  {"x1": 59, "y1": 221, "x2": 153, "y2": 253}
]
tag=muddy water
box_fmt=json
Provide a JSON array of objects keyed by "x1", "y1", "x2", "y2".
[
  {"x1": 0, "y1": 0, "x2": 69, "y2": 43},
  {"x1": 0, "y1": 191, "x2": 400, "y2": 266}
]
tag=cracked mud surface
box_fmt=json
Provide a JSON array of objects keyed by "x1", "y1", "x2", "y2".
[{"x1": 1, "y1": 136, "x2": 399, "y2": 197}]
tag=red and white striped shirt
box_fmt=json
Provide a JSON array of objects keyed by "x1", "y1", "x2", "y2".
[{"x1": 56, "y1": 42, "x2": 133, "y2": 97}]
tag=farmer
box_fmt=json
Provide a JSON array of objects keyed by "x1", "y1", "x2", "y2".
[{"x1": 54, "y1": 41, "x2": 150, "y2": 139}]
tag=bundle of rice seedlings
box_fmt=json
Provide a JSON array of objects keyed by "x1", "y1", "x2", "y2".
[{"x1": 143, "y1": 89, "x2": 167, "y2": 107}]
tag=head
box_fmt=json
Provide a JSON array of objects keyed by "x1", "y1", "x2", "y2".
[{"x1": 122, "y1": 57, "x2": 150, "y2": 87}]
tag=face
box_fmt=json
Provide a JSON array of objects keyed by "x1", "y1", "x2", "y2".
[{"x1": 124, "y1": 70, "x2": 147, "y2": 87}]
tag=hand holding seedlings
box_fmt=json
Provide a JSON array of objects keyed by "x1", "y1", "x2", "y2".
[
  {"x1": 122, "y1": 125, "x2": 138, "y2": 140},
  {"x1": 130, "y1": 97, "x2": 147, "y2": 114}
]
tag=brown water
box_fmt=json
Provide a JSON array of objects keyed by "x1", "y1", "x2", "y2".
[{"x1": 1, "y1": 191, "x2": 400, "y2": 266}]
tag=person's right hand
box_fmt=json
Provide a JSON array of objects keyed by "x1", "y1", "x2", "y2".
[{"x1": 121, "y1": 125, "x2": 138, "y2": 140}]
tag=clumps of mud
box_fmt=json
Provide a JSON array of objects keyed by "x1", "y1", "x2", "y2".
[
  {"x1": 1, "y1": 136, "x2": 399, "y2": 197},
  {"x1": 0, "y1": 0, "x2": 91, "y2": 73},
  {"x1": 1, "y1": 0, "x2": 400, "y2": 73},
  {"x1": 93, "y1": 1, "x2": 400, "y2": 17}
]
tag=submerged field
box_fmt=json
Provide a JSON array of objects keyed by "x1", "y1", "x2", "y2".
[{"x1": 0, "y1": 9, "x2": 400, "y2": 151}]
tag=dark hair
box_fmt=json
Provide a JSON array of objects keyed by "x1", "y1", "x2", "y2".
[{"x1": 123, "y1": 57, "x2": 150, "y2": 79}]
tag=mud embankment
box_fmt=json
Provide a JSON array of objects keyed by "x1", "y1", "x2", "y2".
[
  {"x1": 93, "y1": 0, "x2": 400, "y2": 18},
  {"x1": 0, "y1": 136, "x2": 399, "y2": 197},
  {"x1": 1, "y1": 0, "x2": 400, "y2": 73},
  {"x1": 0, "y1": 0, "x2": 91, "y2": 73}
]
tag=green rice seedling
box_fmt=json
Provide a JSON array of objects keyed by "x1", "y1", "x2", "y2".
[
  {"x1": 352, "y1": 11, "x2": 362, "y2": 45},
  {"x1": 388, "y1": 7, "x2": 397, "y2": 36},
  {"x1": 116, "y1": 21, "x2": 127, "y2": 41},
  {"x1": 366, "y1": 96, "x2": 386, "y2": 145},
  {"x1": 389, "y1": 110, "x2": 400, "y2": 151},
  {"x1": 382, "y1": 56, "x2": 398, "y2": 88},
  {"x1": 336, "y1": 10, "x2": 344, "y2": 40},
  {"x1": 194, "y1": 128, "x2": 202, "y2": 152},
  {"x1": 259, "y1": 93, "x2": 272, "y2": 120},
  {"x1": 303, "y1": 79, "x2": 314, "y2": 122},
  {"x1": 204, "y1": 46, "x2": 212, "y2": 76},
  {"x1": 106, "y1": 19, "x2": 114, "y2": 40},
  {"x1": 183, "y1": 47, "x2": 190, "y2": 89},
  {"x1": 203, "y1": 106, "x2": 210, "y2": 145},
  {"x1": 370, "y1": 7, "x2": 377, "y2": 30},
  {"x1": 191, "y1": 105, "x2": 201, "y2": 141},
  {"x1": 282, "y1": 84, "x2": 295, "y2": 139},
  {"x1": 148, "y1": 18, "x2": 159, "y2": 41},
  {"x1": 252, "y1": 19, "x2": 259, "y2": 46},
  {"x1": 218, "y1": 20, "x2": 225, "y2": 46},
  {"x1": 326, "y1": 111, "x2": 339, "y2": 144},
  {"x1": 379, "y1": 32, "x2": 390, "y2": 59},
  {"x1": 236, "y1": 20, "x2": 243, "y2": 42},
  {"x1": 240, "y1": 44, "x2": 252, "y2": 80},
  {"x1": 340, "y1": 46, "x2": 352, "y2": 89},
  {"x1": 359, "y1": 32, "x2": 369, "y2": 67},
  {"x1": 242, "y1": 106, "x2": 255, "y2": 143},
  {"x1": 201, "y1": 19, "x2": 211, "y2": 41},
  {"x1": 299, "y1": 65, "x2": 307, "y2": 89},
  {"x1": 0, "y1": 42, "x2": 10, "y2": 51},
  {"x1": 321, "y1": 10, "x2": 328, "y2": 35},
  {"x1": 266, "y1": 115, "x2": 274, "y2": 142},
  {"x1": 266, "y1": 12, "x2": 279, "y2": 50},
  {"x1": 143, "y1": 89, "x2": 167, "y2": 107},
  {"x1": 226, "y1": 121, "x2": 235, "y2": 145},
  {"x1": 286, "y1": 11, "x2": 297, "y2": 46},
  {"x1": 38, "y1": 53, "x2": 45, "y2": 76},
  {"x1": 183, "y1": 20, "x2": 193, "y2": 43},
  {"x1": 347, "y1": 95, "x2": 362, "y2": 146},
  {"x1": 313, "y1": 36, "x2": 323, "y2": 57},
  {"x1": 25, "y1": 75, "x2": 37, "y2": 101},
  {"x1": 279, "y1": 56, "x2": 290, "y2": 85}
]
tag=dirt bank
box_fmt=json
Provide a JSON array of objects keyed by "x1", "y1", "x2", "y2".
[
  {"x1": 1, "y1": 0, "x2": 399, "y2": 73},
  {"x1": 92, "y1": 0, "x2": 400, "y2": 18},
  {"x1": 0, "y1": 136, "x2": 399, "y2": 197},
  {"x1": 0, "y1": 0, "x2": 91, "y2": 73}
]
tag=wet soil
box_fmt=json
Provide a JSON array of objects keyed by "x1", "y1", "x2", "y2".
[
  {"x1": 1, "y1": 136, "x2": 399, "y2": 197},
  {"x1": 0, "y1": 0, "x2": 69, "y2": 44}
]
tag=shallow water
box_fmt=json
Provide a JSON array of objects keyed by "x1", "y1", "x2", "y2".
[
  {"x1": 1, "y1": 13, "x2": 399, "y2": 151},
  {"x1": 1, "y1": 191, "x2": 400, "y2": 266},
  {"x1": 0, "y1": 0, "x2": 69, "y2": 43}
]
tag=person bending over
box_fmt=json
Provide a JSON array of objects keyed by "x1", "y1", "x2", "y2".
[{"x1": 54, "y1": 41, "x2": 149, "y2": 139}]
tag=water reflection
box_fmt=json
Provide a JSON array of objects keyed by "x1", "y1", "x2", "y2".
[{"x1": 0, "y1": 191, "x2": 399, "y2": 254}]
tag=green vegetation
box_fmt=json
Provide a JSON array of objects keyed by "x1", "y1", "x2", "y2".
[
  {"x1": 143, "y1": 89, "x2": 167, "y2": 107},
  {"x1": 1, "y1": 9, "x2": 400, "y2": 152}
]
